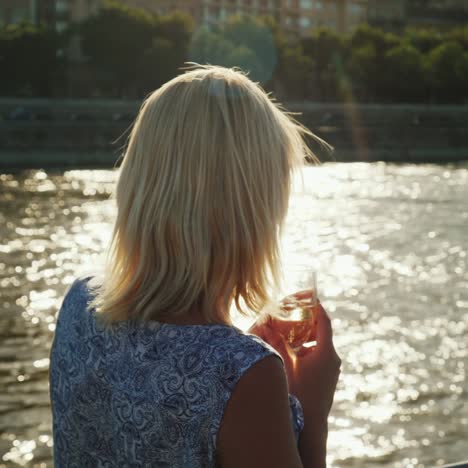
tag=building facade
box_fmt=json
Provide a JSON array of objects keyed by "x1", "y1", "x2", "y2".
[
  {"x1": 116, "y1": 0, "x2": 368, "y2": 35},
  {"x1": 0, "y1": 0, "x2": 55, "y2": 27},
  {"x1": 282, "y1": 0, "x2": 367, "y2": 35},
  {"x1": 54, "y1": 0, "x2": 100, "y2": 32},
  {"x1": 368, "y1": 0, "x2": 468, "y2": 30},
  {"x1": 0, "y1": 0, "x2": 96, "y2": 30},
  {"x1": 0, "y1": 0, "x2": 368, "y2": 34},
  {"x1": 367, "y1": 0, "x2": 405, "y2": 28},
  {"x1": 407, "y1": 0, "x2": 468, "y2": 28}
]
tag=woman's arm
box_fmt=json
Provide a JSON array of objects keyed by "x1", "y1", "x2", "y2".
[
  {"x1": 298, "y1": 411, "x2": 328, "y2": 468},
  {"x1": 247, "y1": 303, "x2": 341, "y2": 468},
  {"x1": 217, "y1": 355, "x2": 304, "y2": 468}
]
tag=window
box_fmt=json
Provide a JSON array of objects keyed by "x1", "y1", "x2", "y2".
[
  {"x1": 89, "y1": 0, "x2": 99, "y2": 14},
  {"x1": 11, "y1": 7, "x2": 29, "y2": 24},
  {"x1": 299, "y1": 17, "x2": 311, "y2": 28},
  {"x1": 56, "y1": 1, "x2": 69, "y2": 14},
  {"x1": 300, "y1": 0, "x2": 313, "y2": 9},
  {"x1": 56, "y1": 20, "x2": 68, "y2": 32}
]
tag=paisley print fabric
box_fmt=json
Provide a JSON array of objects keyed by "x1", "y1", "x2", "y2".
[{"x1": 49, "y1": 278, "x2": 304, "y2": 467}]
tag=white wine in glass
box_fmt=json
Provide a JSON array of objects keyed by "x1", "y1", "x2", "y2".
[{"x1": 267, "y1": 269, "x2": 319, "y2": 352}]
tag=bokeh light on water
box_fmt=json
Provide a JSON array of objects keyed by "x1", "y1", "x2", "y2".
[{"x1": 0, "y1": 163, "x2": 467, "y2": 467}]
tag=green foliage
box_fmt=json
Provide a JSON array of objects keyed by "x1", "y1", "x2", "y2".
[
  {"x1": 350, "y1": 24, "x2": 400, "y2": 55},
  {"x1": 0, "y1": 23, "x2": 59, "y2": 96},
  {"x1": 299, "y1": 29, "x2": 348, "y2": 101},
  {"x1": 77, "y1": 1, "x2": 195, "y2": 96},
  {"x1": 80, "y1": 1, "x2": 155, "y2": 94},
  {"x1": 404, "y1": 27, "x2": 444, "y2": 53},
  {"x1": 384, "y1": 43, "x2": 426, "y2": 101},
  {"x1": 276, "y1": 45, "x2": 315, "y2": 99},
  {"x1": 425, "y1": 41, "x2": 468, "y2": 102},
  {"x1": 190, "y1": 15, "x2": 276, "y2": 84},
  {"x1": 156, "y1": 11, "x2": 194, "y2": 48},
  {"x1": 1, "y1": 3, "x2": 468, "y2": 103},
  {"x1": 445, "y1": 25, "x2": 468, "y2": 50}
]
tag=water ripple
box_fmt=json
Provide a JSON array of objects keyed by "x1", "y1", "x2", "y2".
[{"x1": 0, "y1": 163, "x2": 467, "y2": 467}]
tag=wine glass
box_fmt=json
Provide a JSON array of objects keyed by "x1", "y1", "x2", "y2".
[{"x1": 265, "y1": 266, "x2": 320, "y2": 352}]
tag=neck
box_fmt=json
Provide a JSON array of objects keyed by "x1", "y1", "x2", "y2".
[{"x1": 157, "y1": 307, "x2": 231, "y2": 326}]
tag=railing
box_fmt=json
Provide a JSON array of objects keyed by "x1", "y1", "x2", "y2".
[{"x1": 441, "y1": 461, "x2": 468, "y2": 468}]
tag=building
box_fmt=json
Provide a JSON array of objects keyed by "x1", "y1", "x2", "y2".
[
  {"x1": 0, "y1": 0, "x2": 35, "y2": 26},
  {"x1": 0, "y1": 0, "x2": 369, "y2": 35},
  {"x1": 282, "y1": 0, "x2": 367, "y2": 35},
  {"x1": 116, "y1": 0, "x2": 368, "y2": 35},
  {"x1": 368, "y1": 0, "x2": 468, "y2": 30},
  {"x1": 0, "y1": 0, "x2": 55, "y2": 27},
  {"x1": 367, "y1": 0, "x2": 405, "y2": 28},
  {"x1": 406, "y1": 0, "x2": 468, "y2": 28},
  {"x1": 54, "y1": 0, "x2": 100, "y2": 32}
]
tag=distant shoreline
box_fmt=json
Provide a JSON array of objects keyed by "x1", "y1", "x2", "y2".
[{"x1": 1, "y1": 99, "x2": 467, "y2": 168}]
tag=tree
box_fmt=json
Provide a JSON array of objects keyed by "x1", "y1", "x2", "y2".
[
  {"x1": 301, "y1": 28, "x2": 349, "y2": 101},
  {"x1": 404, "y1": 27, "x2": 444, "y2": 53},
  {"x1": 156, "y1": 11, "x2": 194, "y2": 49},
  {"x1": 446, "y1": 26, "x2": 468, "y2": 51},
  {"x1": 0, "y1": 23, "x2": 59, "y2": 97},
  {"x1": 222, "y1": 14, "x2": 277, "y2": 83},
  {"x1": 348, "y1": 43, "x2": 379, "y2": 101},
  {"x1": 189, "y1": 15, "x2": 276, "y2": 84},
  {"x1": 425, "y1": 41, "x2": 468, "y2": 102},
  {"x1": 80, "y1": 1, "x2": 155, "y2": 96},
  {"x1": 349, "y1": 25, "x2": 402, "y2": 101},
  {"x1": 383, "y1": 43, "x2": 427, "y2": 102},
  {"x1": 350, "y1": 24, "x2": 400, "y2": 55},
  {"x1": 275, "y1": 45, "x2": 315, "y2": 100},
  {"x1": 136, "y1": 12, "x2": 194, "y2": 94},
  {"x1": 190, "y1": 27, "x2": 239, "y2": 67},
  {"x1": 138, "y1": 38, "x2": 180, "y2": 94}
]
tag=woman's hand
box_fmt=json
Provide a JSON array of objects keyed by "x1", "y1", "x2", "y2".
[
  {"x1": 248, "y1": 315, "x2": 296, "y2": 390},
  {"x1": 293, "y1": 304, "x2": 341, "y2": 418},
  {"x1": 248, "y1": 303, "x2": 341, "y2": 419}
]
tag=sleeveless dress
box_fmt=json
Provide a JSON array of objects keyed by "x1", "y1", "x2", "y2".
[{"x1": 49, "y1": 278, "x2": 304, "y2": 467}]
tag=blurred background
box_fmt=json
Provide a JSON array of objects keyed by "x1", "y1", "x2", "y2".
[{"x1": 0, "y1": 1, "x2": 467, "y2": 467}]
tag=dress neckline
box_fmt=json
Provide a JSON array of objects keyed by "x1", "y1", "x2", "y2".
[{"x1": 129, "y1": 318, "x2": 242, "y2": 333}]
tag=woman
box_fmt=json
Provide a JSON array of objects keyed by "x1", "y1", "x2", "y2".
[{"x1": 49, "y1": 65, "x2": 341, "y2": 467}]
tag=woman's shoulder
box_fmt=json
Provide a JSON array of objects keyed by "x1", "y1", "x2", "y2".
[
  {"x1": 223, "y1": 328, "x2": 283, "y2": 364},
  {"x1": 195, "y1": 326, "x2": 284, "y2": 391},
  {"x1": 62, "y1": 275, "x2": 94, "y2": 301},
  {"x1": 57, "y1": 276, "x2": 283, "y2": 364}
]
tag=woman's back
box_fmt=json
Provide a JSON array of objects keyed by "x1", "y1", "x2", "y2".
[{"x1": 50, "y1": 278, "x2": 304, "y2": 467}]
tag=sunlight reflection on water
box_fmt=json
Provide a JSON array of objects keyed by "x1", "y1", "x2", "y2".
[{"x1": 0, "y1": 163, "x2": 467, "y2": 467}]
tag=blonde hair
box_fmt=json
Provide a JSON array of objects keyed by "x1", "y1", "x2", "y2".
[{"x1": 88, "y1": 64, "x2": 324, "y2": 325}]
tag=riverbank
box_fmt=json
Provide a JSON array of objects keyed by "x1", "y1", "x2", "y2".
[{"x1": 1, "y1": 99, "x2": 467, "y2": 168}]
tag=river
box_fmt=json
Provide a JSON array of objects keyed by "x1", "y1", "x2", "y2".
[{"x1": 0, "y1": 163, "x2": 467, "y2": 467}]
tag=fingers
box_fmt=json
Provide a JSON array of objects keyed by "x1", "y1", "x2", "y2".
[
  {"x1": 248, "y1": 315, "x2": 271, "y2": 339},
  {"x1": 295, "y1": 344, "x2": 316, "y2": 358},
  {"x1": 312, "y1": 305, "x2": 341, "y2": 365},
  {"x1": 281, "y1": 289, "x2": 316, "y2": 311},
  {"x1": 315, "y1": 303, "x2": 333, "y2": 345},
  {"x1": 260, "y1": 322, "x2": 295, "y2": 364}
]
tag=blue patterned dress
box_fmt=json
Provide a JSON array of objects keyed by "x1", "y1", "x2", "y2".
[{"x1": 49, "y1": 278, "x2": 304, "y2": 467}]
